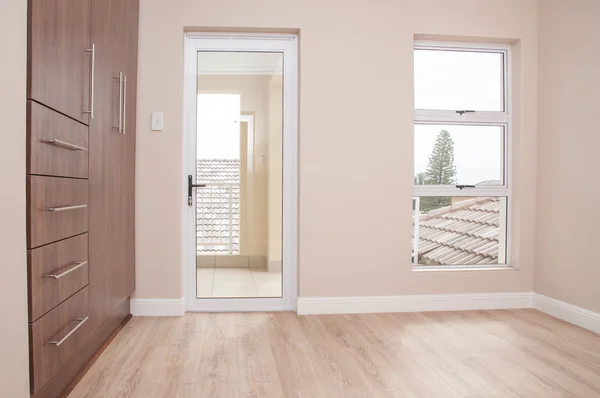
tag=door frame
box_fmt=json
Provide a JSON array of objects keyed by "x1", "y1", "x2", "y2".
[{"x1": 182, "y1": 32, "x2": 298, "y2": 312}]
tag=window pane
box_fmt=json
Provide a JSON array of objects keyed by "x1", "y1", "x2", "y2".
[
  {"x1": 414, "y1": 49, "x2": 504, "y2": 111},
  {"x1": 412, "y1": 197, "x2": 507, "y2": 265},
  {"x1": 196, "y1": 51, "x2": 284, "y2": 299},
  {"x1": 414, "y1": 124, "x2": 504, "y2": 186}
]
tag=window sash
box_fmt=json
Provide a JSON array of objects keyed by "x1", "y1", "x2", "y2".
[
  {"x1": 414, "y1": 110, "x2": 508, "y2": 124},
  {"x1": 414, "y1": 41, "x2": 511, "y2": 194},
  {"x1": 413, "y1": 186, "x2": 509, "y2": 197},
  {"x1": 412, "y1": 196, "x2": 509, "y2": 266},
  {"x1": 413, "y1": 121, "x2": 509, "y2": 192},
  {"x1": 414, "y1": 40, "x2": 510, "y2": 116}
]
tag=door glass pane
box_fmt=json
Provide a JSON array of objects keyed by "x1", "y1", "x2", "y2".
[
  {"x1": 414, "y1": 49, "x2": 504, "y2": 111},
  {"x1": 413, "y1": 196, "x2": 508, "y2": 265},
  {"x1": 414, "y1": 124, "x2": 504, "y2": 186},
  {"x1": 195, "y1": 51, "x2": 283, "y2": 299}
]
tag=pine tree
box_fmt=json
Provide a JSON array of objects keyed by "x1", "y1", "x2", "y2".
[
  {"x1": 424, "y1": 130, "x2": 456, "y2": 185},
  {"x1": 419, "y1": 130, "x2": 457, "y2": 212},
  {"x1": 414, "y1": 172, "x2": 426, "y2": 185}
]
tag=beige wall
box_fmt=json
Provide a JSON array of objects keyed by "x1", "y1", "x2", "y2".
[
  {"x1": 135, "y1": 0, "x2": 539, "y2": 299},
  {"x1": 0, "y1": 0, "x2": 31, "y2": 396},
  {"x1": 535, "y1": 0, "x2": 600, "y2": 313}
]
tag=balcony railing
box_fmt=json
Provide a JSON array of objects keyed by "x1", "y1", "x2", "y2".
[{"x1": 196, "y1": 182, "x2": 240, "y2": 255}]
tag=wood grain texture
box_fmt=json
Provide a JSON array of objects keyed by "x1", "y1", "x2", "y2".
[
  {"x1": 60, "y1": 314, "x2": 132, "y2": 398},
  {"x1": 30, "y1": 287, "x2": 91, "y2": 393},
  {"x1": 28, "y1": 0, "x2": 92, "y2": 124},
  {"x1": 27, "y1": 101, "x2": 89, "y2": 179},
  {"x1": 68, "y1": 310, "x2": 600, "y2": 398},
  {"x1": 28, "y1": 234, "x2": 90, "y2": 322},
  {"x1": 89, "y1": 0, "x2": 137, "y2": 332},
  {"x1": 27, "y1": 176, "x2": 89, "y2": 249},
  {"x1": 34, "y1": 299, "x2": 130, "y2": 398},
  {"x1": 122, "y1": 0, "x2": 139, "y2": 298},
  {"x1": 27, "y1": 0, "x2": 139, "y2": 396}
]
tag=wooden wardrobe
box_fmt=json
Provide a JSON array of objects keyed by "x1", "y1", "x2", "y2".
[{"x1": 26, "y1": 0, "x2": 138, "y2": 396}]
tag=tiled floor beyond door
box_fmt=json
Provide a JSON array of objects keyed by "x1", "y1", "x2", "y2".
[{"x1": 197, "y1": 268, "x2": 282, "y2": 298}]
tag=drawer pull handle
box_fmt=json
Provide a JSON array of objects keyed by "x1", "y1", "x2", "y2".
[
  {"x1": 45, "y1": 138, "x2": 88, "y2": 152},
  {"x1": 45, "y1": 204, "x2": 88, "y2": 212},
  {"x1": 47, "y1": 317, "x2": 89, "y2": 347},
  {"x1": 45, "y1": 261, "x2": 88, "y2": 279}
]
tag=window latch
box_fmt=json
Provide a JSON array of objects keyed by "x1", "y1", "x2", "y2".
[
  {"x1": 456, "y1": 184, "x2": 476, "y2": 190},
  {"x1": 455, "y1": 110, "x2": 475, "y2": 115}
]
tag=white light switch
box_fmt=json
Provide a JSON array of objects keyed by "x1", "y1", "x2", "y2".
[{"x1": 151, "y1": 112, "x2": 164, "y2": 131}]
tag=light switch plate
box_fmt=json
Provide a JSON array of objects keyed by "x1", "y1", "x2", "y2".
[{"x1": 151, "y1": 112, "x2": 164, "y2": 131}]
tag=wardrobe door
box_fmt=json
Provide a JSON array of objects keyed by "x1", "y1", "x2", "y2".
[
  {"x1": 89, "y1": 0, "x2": 131, "y2": 328},
  {"x1": 28, "y1": 0, "x2": 92, "y2": 124},
  {"x1": 122, "y1": 0, "x2": 139, "y2": 297}
]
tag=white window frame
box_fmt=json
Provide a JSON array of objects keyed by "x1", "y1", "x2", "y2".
[{"x1": 413, "y1": 40, "x2": 512, "y2": 269}]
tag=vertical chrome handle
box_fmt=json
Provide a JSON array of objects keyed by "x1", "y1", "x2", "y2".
[
  {"x1": 46, "y1": 317, "x2": 89, "y2": 346},
  {"x1": 84, "y1": 43, "x2": 95, "y2": 119},
  {"x1": 114, "y1": 72, "x2": 123, "y2": 132},
  {"x1": 123, "y1": 75, "x2": 127, "y2": 135}
]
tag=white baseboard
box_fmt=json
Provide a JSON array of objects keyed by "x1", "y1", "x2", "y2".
[
  {"x1": 534, "y1": 294, "x2": 600, "y2": 334},
  {"x1": 130, "y1": 298, "x2": 185, "y2": 316},
  {"x1": 297, "y1": 292, "x2": 533, "y2": 315},
  {"x1": 268, "y1": 260, "x2": 282, "y2": 273},
  {"x1": 128, "y1": 293, "x2": 600, "y2": 335}
]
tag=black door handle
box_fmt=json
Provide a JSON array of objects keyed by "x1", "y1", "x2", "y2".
[{"x1": 188, "y1": 175, "x2": 206, "y2": 206}]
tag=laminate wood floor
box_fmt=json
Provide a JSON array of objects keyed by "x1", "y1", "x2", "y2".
[{"x1": 68, "y1": 310, "x2": 600, "y2": 398}]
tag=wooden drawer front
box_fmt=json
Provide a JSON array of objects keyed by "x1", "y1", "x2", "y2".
[
  {"x1": 28, "y1": 0, "x2": 91, "y2": 125},
  {"x1": 28, "y1": 234, "x2": 89, "y2": 322},
  {"x1": 28, "y1": 176, "x2": 89, "y2": 248},
  {"x1": 28, "y1": 101, "x2": 89, "y2": 178},
  {"x1": 30, "y1": 286, "x2": 91, "y2": 393}
]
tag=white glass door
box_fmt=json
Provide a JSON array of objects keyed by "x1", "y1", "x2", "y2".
[{"x1": 184, "y1": 34, "x2": 297, "y2": 312}]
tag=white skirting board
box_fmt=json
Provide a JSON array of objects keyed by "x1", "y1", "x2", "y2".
[
  {"x1": 533, "y1": 294, "x2": 600, "y2": 334},
  {"x1": 296, "y1": 292, "x2": 534, "y2": 315},
  {"x1": 268, "y1": 260, "x2": 282, "y2": 273},
  {"x1": 129, "y1": 294, "x2": 600, "y2": 335},
  {"x1": 130, "y1": 298, "x2": 185, "y2": 316}
]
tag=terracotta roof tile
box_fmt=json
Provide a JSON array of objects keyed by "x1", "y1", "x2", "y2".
[
  {"x1": 196, "y1": 159, "x2": 240, "y2": 254},
  {"x1": 197, "y1": 158, "x2": 240, "y2": 183},
  {"x1": 413, "y1": 197, "x2": 503, "y2": 265}
]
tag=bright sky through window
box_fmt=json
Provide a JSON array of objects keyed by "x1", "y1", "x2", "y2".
[
  {"x1": 414, "y1": 49, "x2": 504, "y2": 111},
  {"x1": 414, "y1": 48, "x2": 505, "y2": 185},
  {"x1": 197, "y1": 94, "x2": 241, "y2": 159},
  {"x1": 414, "y1": 124, "x2": 503, "y2": 185}
]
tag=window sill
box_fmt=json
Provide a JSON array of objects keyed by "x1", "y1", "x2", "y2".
[{"x1": 412, "y1": 265, "x2": 517, "y2": 273}]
